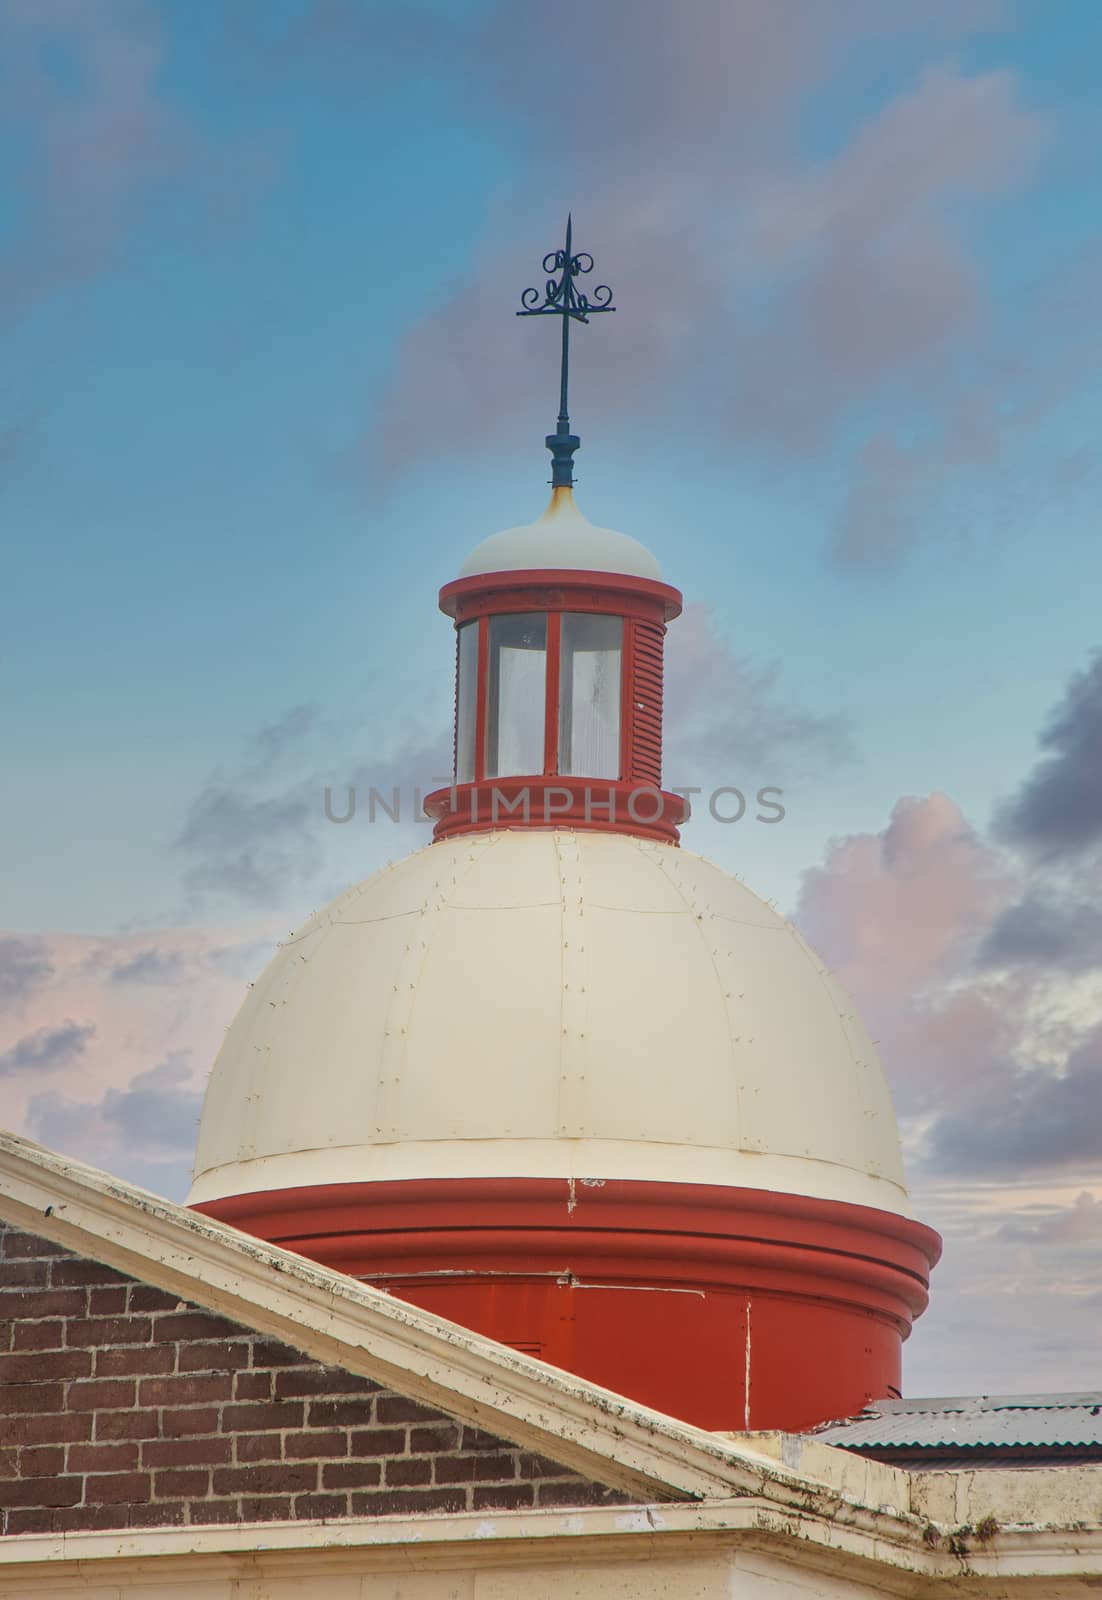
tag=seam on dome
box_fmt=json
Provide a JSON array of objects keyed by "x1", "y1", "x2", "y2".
[{"x1": 643, "y1": 839, "x2": 745, "y2": 1146}]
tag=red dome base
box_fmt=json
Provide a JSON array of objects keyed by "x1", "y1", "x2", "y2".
[{"x1": 193, "y1": 1178, "x2": 940, "y2": 1433}]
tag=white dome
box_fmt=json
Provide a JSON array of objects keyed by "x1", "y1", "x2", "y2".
[
  {"x1": 460, "y1": 487, "x2": 662, "y2": 581},
  {"x1": 190, "y1": 831, "x2": 909, "y2": 1217}
]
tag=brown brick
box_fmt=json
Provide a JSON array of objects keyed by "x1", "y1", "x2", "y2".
[
  {"x1": 211, "y1": 1464, "x2": 317, "y2": 1497},
  {"x1": 0, "y1": 1475, "x2": 83, "y2": 1508},
  {"x1": 235, "y1": 1432, "x2": 282, "y2": 1463},
  {"x1": 409, "y1": 1423, "x2": 460, "y2": 1453},
  {"x1": 274, "y1": 1366, "x2": 376, "y2": 1398},
  {"x1": 84, "y1": 1471, "x2": 152, "y2": 1506},
  {"x1": 536, "y1": 1479, "x2": 622, "y2": 1508},
  {"x1": 221, "y1": 1401, "x2": 303, "y2": 1433},
  {"x1": 2, "y1": 1231, "x2": 66, "y2": 1259},
  {"x1": 177, "y1": 1340, "x2": 250, "y2": 1374},
  {"x1": 0, "y1": 1288, "x2": 86, "y2": 1319},
  {"x1": 292, "y1": 1493, "x2": 348, "y2": 1520},
  {"x1": 461, "y1": 1425, "x2": 514, "y2": 1452},
  {"x1": 12, "y1": 1319, "x2": 64, "y2": 1350},
  {"x1": 473, "y1": 1482, "x2": 535, "y2": 1510},
  {"x1": 0, "y1": 1446, "x2": 18, "y2": 1478},
  {"x1": 0, "y1": 1258, "x2": 51, "y2": 1288},
  {"x1": 96, "y1": 1410, "x2": 161, "y2": 1441},
  {"x1": 68, "y1": 1316, "x2": 153, "y2": 1347},
  {"x1": 0, "y1": 1349, "x2": 92, "y2": 1383},
  {"x1": 4, "y1": 1412, "x2": 92, "y2": 1446},
  {"x1": 54, "y1": 1505, "x2": 126, "y2": 1532},
  {"x1": 384, "y1": 1457, "x2": 432, "y2": 1487},
  {"x1": 240, "y1": 1495, "x2": 294, "y2": 1521},
  {"x1": 348, "y1": 1426, "x2": 407, "y2": 1456},
  {"x1": 5, "y1": 1508, "x2": 57, "y2": 1535},
  {"x1": 138, "y1": 1374, "x2": 232, "y2": 1407},
  {"x1": 95, "y1": 1344, "x2": 176, "y2": 1378},
  {"x1": 250, "y1": 1338, "x2": 305, "y2": 1367},
  {"x1": 188, "y1": 1500, "x2": 242, "y2": 1525},
  {"x1": 322, "y1": 1461, "x2": 382, "y2": 1490},
  {"x1": 69, "y1": 1442, "x2": 139, "y2": 1473},
  {"x1": 20, "y1": 1445, "x2": 65, "y2": 1477},
  {"x1": 89, "y1": 1286, "x2": 129, "y2": 1314},
  {"x1": 306, "y1": 1398, "x2": 377, "y2": 1429},
  {"x1": 154, "y1": 1311, "x2": 239, "y2": 1342},
  {"x1": 143, "y1": 1437, "x2": 232, "y2": 1469},
  {"x1": 52, "y1": 1259, "x2": 124, "y2": 1287},
  {"x1": 435, "y1": 1452, "x2": 517, "y2": 1485},
  {"x1": 154, "y1": 1468, "x2": 210, "y2": 1498},
  {"x1": 162, "y1": 1406, "x2": 220, "y2": 1438},
  {"x1": 374, "y1": 1394, "x2": 438, "y2": 1425},
  {"x1": 128, "y1": 1285, "x2": 181, "y2": 1313},
  {"x1": 68, "y1": 1378, "x2": 136, "y2": 1411},
  {"x1": 130, "y1": 1502, "x2": 187, "y2": 1528},
  {"x1": 0, "y1": 1380, "x2": 64, "y2": 1415},
  {"x1": 284, "y1": 1430, "x2": 347, "y2": 1460},
  {"x1": 234, "y1": 1370, "x2": 271, "y2": 1401},
  {"x1": 350, "y1": 1488, "x2": 467, "y2": 1517}
]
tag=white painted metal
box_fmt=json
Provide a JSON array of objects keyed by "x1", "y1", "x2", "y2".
[
  {"x1": 460, "y1": 486, "x2": 663, "y2": 580},
  {"x1": 190, "y1": 830, "x2": 909, "y2": 1214}
]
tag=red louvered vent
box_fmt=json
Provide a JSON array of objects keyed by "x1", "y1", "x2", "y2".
[{"x1": 631, "y1": 621, "x2": 664, "y2": 786}]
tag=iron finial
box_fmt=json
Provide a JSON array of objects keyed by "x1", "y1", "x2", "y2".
[{"x1": 517, "y1": 214, "x2": 615, "y2": 487}]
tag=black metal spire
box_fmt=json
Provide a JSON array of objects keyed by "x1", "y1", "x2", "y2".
[{"x1": 517, "y1": 214, "x2": 615, "y2": 488}]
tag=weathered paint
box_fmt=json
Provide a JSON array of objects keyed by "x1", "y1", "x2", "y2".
[{"x1": 195, "y1": 1177, "x2": 938, "y2": 1433}]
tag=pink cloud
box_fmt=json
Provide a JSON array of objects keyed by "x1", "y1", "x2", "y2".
[{"x1": 798, "y1": 792, "x2": 1011, "y2": 1004}]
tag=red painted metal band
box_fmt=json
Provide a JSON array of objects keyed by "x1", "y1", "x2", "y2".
[
  {"x1": 441, "y1": 570, "x2": 683, "y2": 624},
  {"x1": 423, "y1": 777, "x2": 687, "y2": 844}
]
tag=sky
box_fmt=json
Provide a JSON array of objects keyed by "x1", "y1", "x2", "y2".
[{"x1": 2, "y1": 0, "x2": 1102, "y2": 1398}]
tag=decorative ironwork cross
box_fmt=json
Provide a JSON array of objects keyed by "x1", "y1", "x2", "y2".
[{"x1": 517, "y1": 215, "x2": 615, "y2": 487}]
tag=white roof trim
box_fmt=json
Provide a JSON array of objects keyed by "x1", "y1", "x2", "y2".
[{"x1": 0, "y1": 1131, "x2": 775, "y2": 1502}]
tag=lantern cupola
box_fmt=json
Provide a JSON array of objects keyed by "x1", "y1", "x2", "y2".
[
  {"x1": 424, "y1": 485, "x2": 687, "y2": 843},
  {"x1": 425, "y1": 219, "x2": 686, "y2": 845}
]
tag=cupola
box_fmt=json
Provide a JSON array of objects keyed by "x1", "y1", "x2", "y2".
[{"x1": 189, "y1": 221, "x2": 940, "y2": 1435}]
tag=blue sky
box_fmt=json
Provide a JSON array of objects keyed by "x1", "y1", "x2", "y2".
[{"x1": 3, "y1": 0, "x2": 1102, "y2": 1395}]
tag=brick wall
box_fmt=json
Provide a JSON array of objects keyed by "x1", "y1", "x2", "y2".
[{"x1": 0, "y1": 1224, "x2": 636, "y2": 1536}]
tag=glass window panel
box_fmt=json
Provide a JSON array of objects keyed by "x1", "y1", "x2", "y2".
[
  {"x1": 485, "y1": 613, "x2": 546, "y2": 778},
  {"x1": 455, "y1": 621, "x2": 478, "y2": 783},
  {"x1": 558, "y1": 613, "x2": 622, "y2": 779}
]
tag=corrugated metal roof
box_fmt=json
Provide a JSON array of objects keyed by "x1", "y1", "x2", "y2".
[{"x1": 817, "y1": 1393, "x2": 1102, "y2": 1453}]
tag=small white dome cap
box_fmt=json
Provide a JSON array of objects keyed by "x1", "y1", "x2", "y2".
[
  {"x1": 190, "y1": 830, "x2": 909, "y2": 1218},
  {"x1": 460, "y1": 487, "x2": 662, "y2": 581}
]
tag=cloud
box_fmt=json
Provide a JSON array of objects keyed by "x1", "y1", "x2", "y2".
[
  {"x1": 28, "y1": 1052, "x2": 202, "y2": 1201},
  {"x1": 176, "y1": 782, "x2": 321, "y2": 906},
  {"x1": 0, "y1": 936, "x2": 53, "y2": 1007},
  {"x1": 797, "y1": 792, "x2": 1010, "y2": 1005},
  {"x1": 998, "y1": 1190, "x2": 1102, "y2": 1246},
  {"x1": 979, "y1": 892, "x2": 1102, "y2": 972},
  {"x1": 0, "y1": 0, "x2": 189, "y2": 321},
  {"x1": 108, "y1": 948, "x2": 188, "y2": 985},
  {"x1": 0, "y1": 1020, "x2": 94, "y2": 1076},
  {"x1": 995, "y1": 650, "x2": 1102, "y2": 860},
  {"x1": 928, "y1": 1023, "x2": 1102, "y2": 1177},
  {"x1": 664, "y1": 603, "x2": 854, "y2": 780}
]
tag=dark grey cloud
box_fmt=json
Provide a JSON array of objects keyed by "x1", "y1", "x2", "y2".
[
  {"x1": 109, "y1": 948, "x2": 188, "y2": 986},
  {"x1": 664, "y1": 603, "x2": 855, "y2": 780},
  {"x1": 27, "y1": 1054, "x2": 202, "y2": 1201},
  {"x1": 0, "y1": 935, "x2": 53, "y2": 1007},
  {"x1": 979, "y1": 892, "x2": 1102, "y2": 972},
  {"x1": 927, "y1": 1023, "x2": 1102, "y2": 1177},
  {"x1": 0, "y1": 1020, "x2": 94, "y2": 1076},
  {"x1": 176, "y1": 782, "x2": 320, "y2": 906},
  {"x1": 996, "y1": 651, "x2": 1102, "y2": 860}
]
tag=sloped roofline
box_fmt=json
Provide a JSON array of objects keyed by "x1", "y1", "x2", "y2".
[{"x1": 0, "y1": 1130, "x2": 779, "y2": 1502}]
